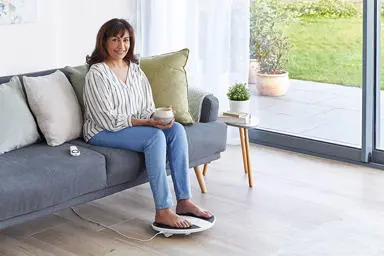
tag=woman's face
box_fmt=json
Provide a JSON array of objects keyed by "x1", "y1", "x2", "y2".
[{"x1": 105, "y1": 30, "x2": 130, "y2": 61}]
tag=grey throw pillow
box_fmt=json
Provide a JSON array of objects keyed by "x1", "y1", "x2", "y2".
[
  {"x1": 64, "y1": 65, "x2": 88, "y2": 112},
  {"x1": 23, "y1": 71, "x2": 83, "y2": 146},
  {"x1": 0, "y1": 76, "x2": 40, "y2": 154}
]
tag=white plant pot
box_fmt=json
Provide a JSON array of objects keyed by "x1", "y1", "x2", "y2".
[
  {"x1": 229, "y1": 100, "x2": 250, "y2": 114},
  {"x1": 256, "y1": 71, "x2": 289, "y2": 96}
]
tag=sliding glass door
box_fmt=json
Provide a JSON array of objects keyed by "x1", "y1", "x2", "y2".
[{"x1": 249, "y1": 0, "x2": 382, "y2": 165}]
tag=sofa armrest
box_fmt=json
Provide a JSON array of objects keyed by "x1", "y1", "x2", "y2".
[{"x1": 199, "y1": 94, "x2": 219, "y2": 123}]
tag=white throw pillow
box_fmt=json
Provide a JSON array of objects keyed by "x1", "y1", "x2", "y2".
[
  {"x1": 0, "y1": 76, "x2": 40, "y2": 154},
  {"x1": 23, "y1": 71, "x2": 83, "y2": 146}
]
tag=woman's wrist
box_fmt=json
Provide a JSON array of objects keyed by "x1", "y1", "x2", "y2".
[{"x1": 131, "y1": 118, "x2": 150, "y2": 126}]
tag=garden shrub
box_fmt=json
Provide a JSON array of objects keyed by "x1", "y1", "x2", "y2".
[{"x1": 282, "y1": 0, "x2": 358, "y2": 18}]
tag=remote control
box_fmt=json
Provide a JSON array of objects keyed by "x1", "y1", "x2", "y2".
[{"x1": 70, "y1": 145, "x2": 80, "y2": 157}]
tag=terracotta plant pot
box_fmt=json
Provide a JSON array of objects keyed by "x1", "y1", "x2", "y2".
[{"x1": 256, "y1": 71, "x2": 289, "y2": 96}]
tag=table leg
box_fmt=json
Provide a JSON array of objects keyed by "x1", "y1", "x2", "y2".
[
  {"x1": 239, "y1": 128, "x2": 248, "y2": 173},
  {"x1": 244, "y1": 128, "x2": 253, "y2": 187}
]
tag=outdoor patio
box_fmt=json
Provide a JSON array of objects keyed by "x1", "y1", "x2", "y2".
[{"x1": 248, "y1": 79, "x2": 384, "y2": 148}]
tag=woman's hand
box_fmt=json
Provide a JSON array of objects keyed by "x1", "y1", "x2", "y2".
[
  {"x1": 168, "y1": 105, "x2": 176, "y2": 115},
  {"x1": 147, "y1": 119, "x2": 175, "y2": 129},
  {"x1": 147, "y1": 119, "x2": 164, "y2": 127},
  {"x1": 158, "y1": 119, "x2": 175, "y2": 129},
  {"x1": 145, "y1": 105, "x2": 176, "y2": 129}
]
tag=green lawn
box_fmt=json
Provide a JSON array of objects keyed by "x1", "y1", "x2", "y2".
[{"x1": 285, "y1": 16, "x2": 384, "y2": 89}]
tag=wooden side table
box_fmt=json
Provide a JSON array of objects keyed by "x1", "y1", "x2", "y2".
[{"x1": 223, "y1": 119, "x2": 259, "y2": 187}]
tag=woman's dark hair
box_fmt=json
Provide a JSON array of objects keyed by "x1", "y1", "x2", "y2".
[{"x1": 86, "y1": 18, "x2": 139, "y2": 67}]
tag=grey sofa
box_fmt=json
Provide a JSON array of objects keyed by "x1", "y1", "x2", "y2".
[{"x1": 0, "y1": 67, "x2": 227, "y2": 230}]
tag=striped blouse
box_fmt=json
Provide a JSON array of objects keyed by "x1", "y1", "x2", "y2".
[{"x1": 83, "y1": 62, "x2": 155, "y2": 142}]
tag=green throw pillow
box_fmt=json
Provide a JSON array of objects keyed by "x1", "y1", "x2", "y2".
[
  {"x1": 64, "y1": 64, "x2": 89, "y2": 112},
  {"x1": 140, "y1": 48, "x2": 194, "y2": 125}
]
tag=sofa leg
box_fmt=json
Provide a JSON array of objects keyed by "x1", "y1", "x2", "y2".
[
  {"x1": 193, "y1": 166, "x2": 207, "y2": 193},
  {"x1": 202, "y1": 163, "x2": 209, "y2": 176}
]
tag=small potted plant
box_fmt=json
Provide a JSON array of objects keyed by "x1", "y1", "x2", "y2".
[
  {"x1": 250, "y1": 0, "x2": 291, "y2": 96},
  {"x1": 227, "y1": 82, "x2": 251, "y2": 113}
]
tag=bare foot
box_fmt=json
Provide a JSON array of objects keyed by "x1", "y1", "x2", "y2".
[
  {"x1": 155, "y1": 208, "x2": 192, "y2": 228},
  {"x1": 176, "y1": 199, "x2": 213, "y2": 219}
]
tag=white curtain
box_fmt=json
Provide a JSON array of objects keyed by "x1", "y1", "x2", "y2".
[{"x1": 134, "y1": 0, "x2": 250, "y2": 144}]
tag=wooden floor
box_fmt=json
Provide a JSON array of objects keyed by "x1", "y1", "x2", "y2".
[{"x1": 2, "y1": 144, "x2": 384, "y2": 255}]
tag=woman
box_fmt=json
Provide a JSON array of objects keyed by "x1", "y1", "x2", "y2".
[{"x1": 83, "y1": 18, "x2": 212, "y2": 228}]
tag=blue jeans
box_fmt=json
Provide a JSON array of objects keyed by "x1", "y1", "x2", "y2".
[{"x1": 88, "y1": 122, "x2": 192, "y2": 210}]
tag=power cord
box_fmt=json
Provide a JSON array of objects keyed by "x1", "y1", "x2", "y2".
[{"x1": 70, "y1": 207, "x2": 163, "y2": 242}]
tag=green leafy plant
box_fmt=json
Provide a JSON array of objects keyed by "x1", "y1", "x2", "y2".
[
  {"x1": 227, "y1": 83, "x2": 251, "y2": 101},
  {"x1": 250, "y1": 0, "x2": 291, "y2": 74}
]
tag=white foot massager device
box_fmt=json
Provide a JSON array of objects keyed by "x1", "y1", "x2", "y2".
[{"x1": 151, "y1": 214, "x2": 216, "y2": 237}]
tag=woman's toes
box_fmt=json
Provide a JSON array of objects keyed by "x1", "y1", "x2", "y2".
[
  {"x1": 174, "y1": 216, "x2": 190, "y2": 228},
  {"x1": 195, "y1": 210, "x2": 212, "y2": 218},
  {"x1": 180, "y1": 217, "x2": 191, "y2": 228},
  {"x1": 203, "y1": 210, "x2": 213, "y2": 217},
  {"x1": 185, "y1": 219, "x2": 192, "y2": 227}
]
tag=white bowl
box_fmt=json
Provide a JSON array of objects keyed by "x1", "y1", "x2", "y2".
[{"x1": 153, "y1": 107, "x2": 174, "y2": 125}]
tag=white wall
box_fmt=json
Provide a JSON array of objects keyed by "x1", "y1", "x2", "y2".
[{"x1": 0, "y1": 0, "x2": 136, "y2": 76}]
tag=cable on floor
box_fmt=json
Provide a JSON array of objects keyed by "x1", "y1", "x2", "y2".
[{"x1": 70, "y1": 207, "x2": 163, "y2": 242}]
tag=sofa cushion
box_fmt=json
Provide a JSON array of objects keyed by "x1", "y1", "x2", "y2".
[
  {"x1": 0, "y1": 76, "x2": 40, "y2": 154},
  {"x1": 184, "y1": 121, "x2": 227, "y2": 167},
  {"x1": 140, "y1": 48, "x2": 194, "y2": 125},
  {"x1": 23, "y1": 71, "x2": 83, "y2": 146},
  {"x1": 0, "y1": 143, "x2": 106, "y2": 221},
  {"x1": 71, "y1": 139, "x2": 145, "y2": 187}
]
